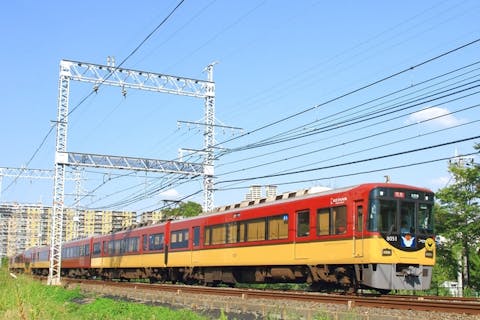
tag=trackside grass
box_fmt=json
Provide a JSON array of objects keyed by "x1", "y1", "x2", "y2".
[{"x1": 0, "y1": 268, "x2": 208, "y2": 320}]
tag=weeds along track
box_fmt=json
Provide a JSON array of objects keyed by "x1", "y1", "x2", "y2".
[{"x1": 40, "y1": 277, "x2": 480, "y2": 319}]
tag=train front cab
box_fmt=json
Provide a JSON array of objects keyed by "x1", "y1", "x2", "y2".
[{"x1": 355, "y1": 185, "x2": 435, "y2": 291}]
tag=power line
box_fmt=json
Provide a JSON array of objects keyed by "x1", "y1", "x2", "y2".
[
  {"x1": 217, "y1": 62, "x2": 480, "y2": 167},
  {"x1": 2, "y1": 0, "x2": 186, "y2": 200},
  {"x1": 219, "y1": 102, "x2": 480, "y2": 178},
  {"x1": 217, "y1": 151, "x2": 480, "y2": 191},
  {"x1": 217, "y1": 135, "x2": 480, "y2": 184},
  {"x1": 237, "y1": 63, "x2": 480, "y2": 151},
  {"x1": 221, "y1": 81, "x2": 480, "y2": 154},
  {"x1": 2, "y1": 125, "x2": 55, "y2": 193},
  {"x1": 216, "y1": 37, "x2": 480, "y2": 148}
]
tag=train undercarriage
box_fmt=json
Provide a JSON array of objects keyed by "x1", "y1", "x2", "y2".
[{"x1": 29, "y1": 262, "x2": 431, "y2": 293}]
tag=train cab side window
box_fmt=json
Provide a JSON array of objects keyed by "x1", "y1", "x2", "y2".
[
  {"x1": 417, "y1": 203, "x2": 434, "y2": 234},
  {"x1": 296, "y1": 210, "x2": 310, "y2": 237}
]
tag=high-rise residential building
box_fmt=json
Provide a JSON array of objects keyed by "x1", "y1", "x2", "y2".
[{"x1": 0, "y1": 203, "x2": 136, "y2": 259}]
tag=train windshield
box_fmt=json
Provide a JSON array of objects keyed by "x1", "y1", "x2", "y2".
[{"x1": 367, "y1": 188, "x2": 434, "y2": 235}]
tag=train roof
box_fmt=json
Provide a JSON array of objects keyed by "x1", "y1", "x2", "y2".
[
  {"x1": 83, "y1": 182, "x2": 434, "y2": 234},
  {"x1": 208, "y1": 182, "x2": 432, "y2": 215}
]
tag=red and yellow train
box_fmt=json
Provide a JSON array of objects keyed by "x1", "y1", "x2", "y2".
[{"x1": 10, "y1": 182, "x2": 435, "y2": 292}]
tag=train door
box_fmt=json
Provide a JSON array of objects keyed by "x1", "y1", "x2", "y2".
[
  {"x1": 294, "y1": 209, "x2": 310, "y2": 260},
  {"x1": 191, "y1": 226, "x2": 201, "y2": 265},
  {"x1": 353, "y1": 200, "x2": 364, "y2": 257}
]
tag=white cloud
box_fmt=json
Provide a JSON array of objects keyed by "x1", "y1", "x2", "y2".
[
  {"x1": 406, "y1": 107, "x2": 463, "y2": 128},
  {"x1": 430, "y1": 176, "x2": 451, "y2": 190},
  {"x1": 158, "y1": 189, "x2": 180, "y2": 199}
]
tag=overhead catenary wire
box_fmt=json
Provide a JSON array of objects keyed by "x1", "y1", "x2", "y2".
[
  {"x1": 80, "y1": 39, "x2": 480, "y2": 210},
  {"x1": 229, "y1": 63, "x2": 480, "y2": 152},
  {"x1": 217, "y1": 151, "x2": 480, "y2": 192},
  {"x1": 217, "y1": 62, "x2": 480, "y2": 167},
  {"x1": 218, "y1": 102, "x2": 480, "y2": 178},
  {"x1": 215, "y1": 37, "x2": 480, "y2": 149},
  {"x1": 221, "y1": 75, "x2": 480, "y2": 154},
  {"x1": 216, "y1": 135, "x2": 480, "y2": 185}
]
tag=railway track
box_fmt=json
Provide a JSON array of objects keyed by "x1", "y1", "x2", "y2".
[{"x1": 57, "y1": 278, "x2": 480, "y2": 316}]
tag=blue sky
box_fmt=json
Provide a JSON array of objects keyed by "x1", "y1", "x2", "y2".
[{"x1": 1, "y1": 0, "x2": 479, "y2": 212}]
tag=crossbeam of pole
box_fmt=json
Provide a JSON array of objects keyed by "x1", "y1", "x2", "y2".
[
  {"x1": 59, "y1": 152, "x2": 204, "y2": 175},
  {"x1": 0, "y1": 166, "x2": 79, "y2": 180},
  {"x1": 63, "y1": 59, "x2": 212, "y2": 98}
]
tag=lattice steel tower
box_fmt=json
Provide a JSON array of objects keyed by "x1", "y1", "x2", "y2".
[{"x1": 49, "y1": 60, "x2": 215, "y2": 285}]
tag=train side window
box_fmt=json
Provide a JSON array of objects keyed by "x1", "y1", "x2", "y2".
[
  {"x1": 333, "y1": 206, "x2": 347, "y2": 234},
  {"x1": 296, "y1": 210, "x2": 310, "y2": 237},
  {"x1": 227, "y1": 222, "x2": 238, "y2": 243},
  {"x1": 246, "y1": 218, "x2": 266, "y2": 241},
  {"x1": 211, "y1": 224, "x2": 227, "y2": 245},
  {"x1": 126, "y1": 237, "x2": 138, "y2": 252},
  {"x1": 193, "y1": 227, "x2": 200, "y2": 247},
  {"x1": 238, "y1": 222, "x2": 246, "y2": 242},
  {"x1": 149, "y1": 233, "x2": 164, "y2": 251},
  {"x1": 268, "y1": 214, "x2": 289, "y2": 240},
  {"x1": 107, "y1": 241, "x2": 114, "y2": 255},
  {"x1": 120, "y1": 240, "x2": 126, "y2": 254},
  {"x1": 93, "y1": 242, "x2": 101, "y2": 255},
  {"x1": 357, "y1": 206, "x2": 363, "y2": 232},
  {"x1": 204, "y1": 226, "x2": 212, "y2": 246},
  {"x1": 171, "y1": 229, "x2": 189, "y2": 249},
  {"x1": 317, "y1": 208, "x2": 330, "y2": 235},
  {"x1": 115, "y1": 240, "x2": 122, "y2": 255},
  {"x1": 142, "y1": 235, "x2": 147, "y2": 251}
]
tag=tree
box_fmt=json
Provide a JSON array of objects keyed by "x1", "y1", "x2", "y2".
[
  {"x1": 162, "y1": 201, "x2": 203, "y2": 219},
  {"x1": 435, "y1": 143, "x2": 480, "y2": 291}
]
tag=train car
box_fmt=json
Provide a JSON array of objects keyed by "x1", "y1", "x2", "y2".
[
  {"x1": 14, "y1": 182, "x2": 434, "y2": 292},
  {"x1": 9, "y1": 252, "x2": 27, "y2": 274},
  {"x1": 163, "y1": 182, "x2": 434, "y2": 292},
  {"x1": 61, "y1": 237, "x2": 93, "y2": 278},
  {"x1": 90, "y1": 225, "x2": 155, "y2": 280},
  {"x1": 30, "y1": 245, "x2": 50, "y2": 276},
  {"x1": 85, "y1": 182, "x2": 434, "y2": 292}
]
